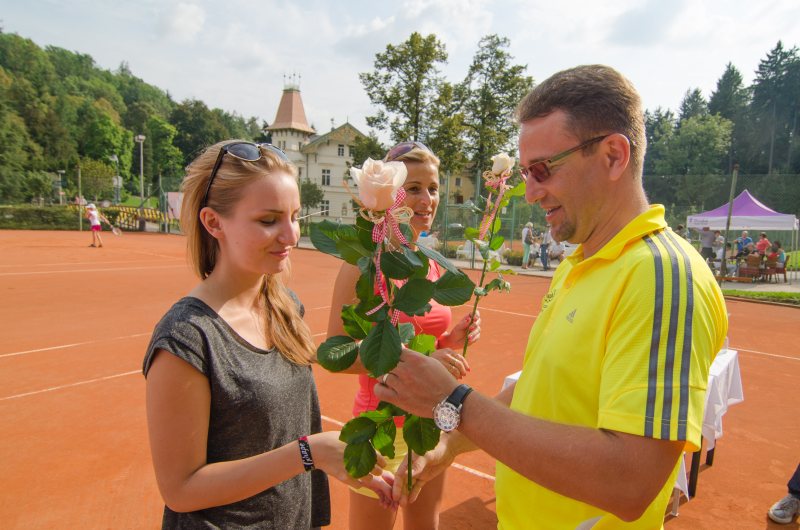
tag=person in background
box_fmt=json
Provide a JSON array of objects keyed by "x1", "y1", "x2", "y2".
[
  {"x1": 712, "y1": 230, "x2": 725, "y2": 260},
  {"x1": 376, "y1": 64, "x2": 727, "y2": 529},
  {"x1": 675, "y1": 224, "x2": 689, "y2": 240},
  {"x1": 735, "y1": 230, "x2": 753, "y2": 255},
  {"x1": 767, "y1": 240, "x2": 786, "y2": 264},
  {"x1": 698, "y1": 226, "x2": 716, "y2": 262},
  {"x1": 326, "y1": 140, "x2": 481, "y2": 530},
  {"x1": 143, "y1": 140, "x2": 390, "y2": 529},
  {"x1": 547, "y1": 239, "x2": 566, "y2": 265},
  {"x1": 768, "y1": 464, "x2": 800, "y2": 524},
  {"x1": 755, "y1": 232, "x2": 771, "y2": 256},
  {"x1": 540, "y1": 224, "x2": 554, "y2": 271},
  {"x1": 521, "y1": 222, "x2": 535, "y2": 269},
  {"x1": 85, "y1": 203, "x2": 110, "y2": 248}
]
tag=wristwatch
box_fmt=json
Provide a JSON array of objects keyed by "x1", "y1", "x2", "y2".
[{"x1": 433, "y1": 384, "x2": 473, "y2": 432}]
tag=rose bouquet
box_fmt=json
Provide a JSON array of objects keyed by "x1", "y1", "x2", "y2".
[{"x1": 311, "y1": 158, "x2": 476, "y2": 484}]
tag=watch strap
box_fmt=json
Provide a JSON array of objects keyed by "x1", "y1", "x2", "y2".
[{"x1": 445, "y1": 384, "x2": 473, "y2": 408}]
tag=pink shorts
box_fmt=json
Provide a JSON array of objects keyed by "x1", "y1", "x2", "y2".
[{"x1": 91, "y1": 225, "x2": 101, "y2": 232}]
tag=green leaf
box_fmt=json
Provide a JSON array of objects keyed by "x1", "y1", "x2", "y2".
[
  {"x1": 340, "y1": 416, "x2": 378, "y2": 444},
  {"x1": 359, "y1": 408, "x2": 393, "y2": 423},
  {"x1": 474, "y1": 286, "x2": 487, "y2": 296},
  {"x1": 317, "y1": 336, "x2": 359, "y2": 372},
  {"x1": 416, "y1": 243, "x2": 460, "y2": 274},
  {"x1": 310, "y1": 220, "x2": 342, "y2": 258},
  {"x1": 377, "y1": 401, "x2": 407, "y2": 417},
  {"x1": 336, "y1": 237, "x2": 372, "y2": 266},
  {"x1": 344, "y1": 441, "x2": 377, "y2": 478},
  {"x1": 380, "y1": 250, "x2": 415, "y2": 279},
  {"x1": 355, "y1": 215, "x2": 377, "y2": 251},
  {"x1": 398, "y1": 322, "x2": 415, "y2": 344},
  {"x1": 489, "y1": 235, "x2": 505, "y2": 250},
  {"x1": 341, "y1": 304, "x2": 372, "y2": 340},
  {"x1": 490, "y1": 260, "x2": 502, "y2": 271},
  {"x1": 393, "y1": 279, "x2": 435, "y2": 314},
  {"x1": 399, "y1": 223, "x2": 414, "y2": 243},
  {"x1": 464, "y1": 226, "x2": 480, "y2": 241},
  {"x1": 490, "y1": 216, "x2": 502, "y2": 234},
  {"x1": 506, "y1": 181, "x2": 526, "y2": 197},
  {"x1": 408, "y1": 333, "x2": 436, "y2": 355},
  {"x1": 402, "y1": 415, "x2": 441, "y2": 455},
  {"x1": 485, "y1": 277, "x2": 511, "y2": 293},
  {"x1": 433, "y1": 272, "x2": 475, "y2": 306},
  {"x1": 373, "y1": 420, "x2": 397, "y2": 459},
  {"x1": 408, "y1": 249, "x2": 430, "y2": 280},
  {"x1": 360, "y1": 319, "x2": 402, "y2": 376}
]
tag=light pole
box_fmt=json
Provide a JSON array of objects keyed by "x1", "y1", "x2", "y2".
[
  {"x1": 108, "y1": 154, "x2": 120, "y2": 204},
  {"x1": 56, "y1": 170, "x2": 65, "y2": 205},
  {"x1": 135, "y1": 135, "x2": 146, "y2": 209}
]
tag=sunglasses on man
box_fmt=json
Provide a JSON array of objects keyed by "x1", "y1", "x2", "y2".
[
  {"x1": 520, "y1": 134, "x2": 611, "y2": 184},
  {"x1": 200, "y1": 142, "x2": 289, "y2": 209}
]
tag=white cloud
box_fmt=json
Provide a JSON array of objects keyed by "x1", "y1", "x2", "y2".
[{"x1": 156, "y1": 2, "x2": 206, "y2": 43}]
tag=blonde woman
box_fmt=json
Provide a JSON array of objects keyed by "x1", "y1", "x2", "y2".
[
  {"x1": 326, "y1": 141, "x2": 481, "y2": 530},
  {"x1": 143, "y1": 141, "x2": 390, "y2": 529}
]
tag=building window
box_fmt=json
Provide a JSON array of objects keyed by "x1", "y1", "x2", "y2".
[
  {"x1": 341, "y1": 203, "x2": 348, "y2": 216},
  {"x1": 298, "y1": 167, "x2": 303, "y2": 179},
  {"x1": 321, "y1": 200, "x2": 330, "y2": 216},
  {"x1": 455, "y1": 177, "x2": 462, "y2": 187},
  {"x1": 338, "y1": 144, "x2": 345, "y2": 156},
  {"x1": 321, "y1": 169, "x2": 331, "y2": 186},
  {"x1": 348, "y1": 145, "x2": 354, "y2": 157}
]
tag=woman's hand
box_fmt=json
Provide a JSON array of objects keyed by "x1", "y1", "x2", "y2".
[
  {"x1": 430, "y1": 348, "x2": 469, "y2": 379},
  {"x1": 308, "y1": 431, "x2": 395, "y2": 508},
  {"x1": 437, "y1": 311, "x2": 481, "y2": 350},
  {"x1": 391, "y1": 440, "x2": 456, "y2": 506}
]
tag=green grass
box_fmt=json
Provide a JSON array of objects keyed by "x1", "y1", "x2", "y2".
[{"x1": 722, "y1": 289, "x2": 800, "y2": 306}]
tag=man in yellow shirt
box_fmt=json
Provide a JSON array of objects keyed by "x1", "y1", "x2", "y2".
[{"x1": 376, "y1": 64, "x2": 728, "y2": 528}]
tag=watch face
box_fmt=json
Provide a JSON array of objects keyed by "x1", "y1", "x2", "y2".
[{"x1": 433, "y1": 401, "x2": 460, "y2": 432}]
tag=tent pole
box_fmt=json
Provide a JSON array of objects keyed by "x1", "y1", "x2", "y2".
[{"x1": 722, "y1": 164, "x2": 739, "y2": 283}]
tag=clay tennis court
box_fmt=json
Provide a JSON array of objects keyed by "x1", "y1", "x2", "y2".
[{"x1": 1, "y1": 229, "x2": 798, "y2": 529}]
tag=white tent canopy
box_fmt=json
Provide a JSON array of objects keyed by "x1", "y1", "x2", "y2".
[{"x1": 687, "y1": 190, "x2": 799, "y2": 231}]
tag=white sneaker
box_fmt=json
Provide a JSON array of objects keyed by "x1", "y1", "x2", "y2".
[{"x1": 768, "y1": 494, "x2": 800, "y2": 524}]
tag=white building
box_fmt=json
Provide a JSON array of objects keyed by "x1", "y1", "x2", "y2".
[{"x1": 267, "y1": 81, "x2": 365, "y2": 223}]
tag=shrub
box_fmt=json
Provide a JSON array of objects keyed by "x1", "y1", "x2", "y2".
[{"x1": 0, "y1": 205, "x2": 82, "y2": 230}]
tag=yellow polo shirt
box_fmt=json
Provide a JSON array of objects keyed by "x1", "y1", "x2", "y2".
[{"x1": 495, "y1": 205, "x2": 727, "y2": 529}]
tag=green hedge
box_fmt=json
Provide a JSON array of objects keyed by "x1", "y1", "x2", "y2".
[{"x1": 0, "y1": 205, "x2": 84, "y2": 230}]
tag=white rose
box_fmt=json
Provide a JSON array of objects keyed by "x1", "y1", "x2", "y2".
[
  {"x1": 349, "y1": 158, "x2": 408, "y2": 211},
  {"x1": 491, "y1": 152, "x2": 515, "y2": 175}
]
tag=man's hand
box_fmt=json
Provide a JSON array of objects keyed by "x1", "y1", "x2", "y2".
[{"x1": 373, "y1": 348, "x2": 459, "y2": 418}]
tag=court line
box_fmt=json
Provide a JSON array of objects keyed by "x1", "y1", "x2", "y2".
[
  {"x1": 321, "y1": 414, "x2": 496, "y2": 482},
  {"x1": 478, "y1": 306, "x2": 538, "y2": 318},
  {"x1": 0, "y1": 259, "x2": 182, "y2": 268},
  {"x1": 0, "y1": 370, "x2": 140, "y2": 401},
  {"x1": 0, "y1": 333, "x2": 152, "y2": 359},
  {"x1": 0, "y1": 264, "x2": 186, "y2": 277},
  {"x1": 734, "y1": 346, "x2": 800, "y2": 362}
]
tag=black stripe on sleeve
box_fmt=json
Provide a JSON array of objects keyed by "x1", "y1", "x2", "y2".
[{"x1": 642, "y1": 235, "x2": 665, "y2": 438}]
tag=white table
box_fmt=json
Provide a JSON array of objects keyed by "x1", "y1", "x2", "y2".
[{"x1": 501, "y1": 348, "x2": 744, "y2": 511}]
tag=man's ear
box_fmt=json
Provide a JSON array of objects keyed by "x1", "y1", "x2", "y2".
[
  {"x1": 199, "y1": 207, "x2": 223, "y2": 239},
  {"x1": 604, "y1": 133, "x2": 631, "y2": 181}
]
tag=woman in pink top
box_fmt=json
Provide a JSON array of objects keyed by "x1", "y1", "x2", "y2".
[
  {"x1": 756, "y1": 232, "x2": 772, "y2": 255},
  {"x1": 326, "y1": 142, "x2": 481, "y2": 530}
]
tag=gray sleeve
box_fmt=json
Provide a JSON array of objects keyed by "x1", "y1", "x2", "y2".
[{"x1": 142, "y1": 308, "x2": 209, "y2": 377}]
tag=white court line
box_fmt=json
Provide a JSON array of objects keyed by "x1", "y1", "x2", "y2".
[
  {"x1": 321, "y1": 415, "x2": 496, "y2": 482},
  {"x1": 0, "y1": 370, "x2": 139, "y2": 401},
  {"x1": 734, "y1": 346, "x2": 800, "y2": 362},
  {"x1": 0, "y1": 264, "x2": 186, "y2": 277},
  {"x1": 0, "y1": 259, "x2": 181, "y2": 268},
  {"x1": 310, "y1": 306, "x2": 331, "y2": 311},
  {"x1": 0, "y1": 333, "x2": 152, "y2": 359},
  {"x1": 478, "y1": 306, "x2": 538, "y2": 318}
]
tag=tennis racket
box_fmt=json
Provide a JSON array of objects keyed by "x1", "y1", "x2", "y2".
[{"x1": 111, "y1": 225, "x2": 122, "y2": 236}]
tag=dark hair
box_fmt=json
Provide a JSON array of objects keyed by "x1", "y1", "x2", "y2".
[{"x1": 516, "y1": 64, "x2": 646, "y2": 177}]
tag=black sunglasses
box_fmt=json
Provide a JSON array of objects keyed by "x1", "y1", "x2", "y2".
[
  {"x1": 200, "y1": 142, "x2": 289, "y2": 209},
  {"x1": 520, "y1": 135, "x2": 610, "y2": 184},
  {"x1": 384, "y1": 141, "x2": 433, "y2": 162}
]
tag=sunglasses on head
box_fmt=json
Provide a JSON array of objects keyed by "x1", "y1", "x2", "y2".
[
  {"x1": 520, "y1": 134, "x2": 610, "y2": 184},
  {"x1": 384, "y1": 141, "x2": 433, "y2": 162},
  {"x1": 200, "y1": 142, "x2": 289, "y2": 209}
]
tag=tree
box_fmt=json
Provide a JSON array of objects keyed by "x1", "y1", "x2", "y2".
[
  {"x1": 170, "y1": 99, "x2": 229, "y2": 165},
  {"x1": 460, "y1": 35, "x2": 533, "y2": 186},
  {"x1": 146, "y1": 114, "x2": 184, "y2": 192},
  {"x1": 749, "y1": 41, "x2": 800, "y2": 173},
  {"x1": 678, "y1": 88, "x2": 708, "y2": 122},
  {"x1": 423, "y1": 81, "x2": 467, "y2": 176},
  {"x1": 350, "y1": 132, "x2": 385, "y2": 164},
  {"x1": 80, "y1": 157, "x2": 114, "y2": 201},
  {"x1": 359, "y1": 32, "x2": 448, "y2": 143},
  {"x1": 709, "y1": 63, "x2": 749, "y2": 172},
  {"x1": 299, "y1": 178, "x2": 325, "y2": 234}
]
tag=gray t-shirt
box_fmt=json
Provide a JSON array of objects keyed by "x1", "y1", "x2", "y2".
[{"x1": 143, "y1": 296, "x2": 330, "y2": 529}]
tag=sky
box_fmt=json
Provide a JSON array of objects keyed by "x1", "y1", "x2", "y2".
[{"x1": 2, "y1": 0, "x2": 800, "y2": 142}]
